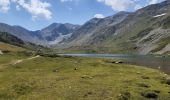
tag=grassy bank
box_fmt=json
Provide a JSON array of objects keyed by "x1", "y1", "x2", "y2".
[{"x1": 0, "y1": 54, "x2": 170, "y2": 100}]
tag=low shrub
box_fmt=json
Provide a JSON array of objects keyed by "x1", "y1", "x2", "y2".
[{"x1": 141, "y1": 91, "x2": 158, "y2": 99}]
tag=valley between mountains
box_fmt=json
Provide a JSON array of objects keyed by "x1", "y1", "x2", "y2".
[
  {"x1": 0, "y1": 0, "x2": 170, "y2": 55},
  {"x1": 0, "y1": 0, "x2": 170, "y2": 100}
]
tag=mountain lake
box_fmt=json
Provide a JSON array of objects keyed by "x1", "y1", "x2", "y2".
[{"x1": 60, "y1": 54, "x2": 170, "y2": 74}]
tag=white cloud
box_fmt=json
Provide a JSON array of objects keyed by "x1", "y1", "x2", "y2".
[
  {"x1": 94, "y1": 14, "x2": 105, "y2": 18},
  {"x1": 97, "y1": 0, "x2": 135, "y2": 11},
  {"x1": 16, "y1": 5, "x2": 20, "y2": 11},
  {"x1": 13, "y1": 0, "x2": 52, "y2": 20},
  {"x1": 134, "y1": 4, "x2": 142, "y2": 10},
  {"x1": 97, "y1": 0, "x2": 165, "y2": 11},
  {"x1": 149, "y1": 0, "x2": 165, "y2": 4},
  {"x1": 0, "y1": 0, "x2": 52, "y2": 20},
  {"x1": 0, "y1": 0, "x2": 10, "y2": 13}
]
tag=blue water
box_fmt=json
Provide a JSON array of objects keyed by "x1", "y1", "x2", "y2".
[{"x1": 60, "y1": 54, "x2": 170, "y2": 74}]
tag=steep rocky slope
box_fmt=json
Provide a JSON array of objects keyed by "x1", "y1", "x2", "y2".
[
  {"x1": 39, "y1": 23, "x2": 80, "y2": 45},
  {"x1": 0, "y1": 0, "x2": 169, "y2": 55},
  {"x1": 0, "y1": 23, "x2": 42, "y2": 44},
  {"x1": 57, "y1": 0, "x2": 170, "y2": 55},
  {"x1": 0, "y1": 32, "x2": 45, "y2": 51},
  {"x1": 0, "y1": 23, "x2": 79, "y2": 46},
  {"x1": 63, "y1": 11, "x2": 130, "y2": 46}
]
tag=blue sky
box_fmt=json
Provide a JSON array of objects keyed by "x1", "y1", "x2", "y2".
[{"x1": 0, "y1": 0, "x2": 165, "y2": 30}]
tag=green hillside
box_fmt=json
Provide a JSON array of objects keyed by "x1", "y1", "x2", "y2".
[{"x1": 0, "y1": 42, "x2": 26, "y2": 52}]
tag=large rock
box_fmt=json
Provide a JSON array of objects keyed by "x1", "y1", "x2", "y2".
[{"x1": 0, "y1": 50, "x2": 3, "y2": 55}]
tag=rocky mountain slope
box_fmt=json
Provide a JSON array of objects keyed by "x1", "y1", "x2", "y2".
[
  {"x1": 56, "y1": 0, "x2": 170, "y2": 55},
  {"x1": 63, "y1": 11, "x2": 130, "y2": 46},
  {"x1": 0, "y1": 32, "x2": 25, "y2": 47},
  {"x1": 0, "y1": 0, "x2": 169, "y2": 55},
  {"x1": 0, "y1": 23, "x2": 79, "y2": 46},
  {"x1": 0, "y1": 32, "x2": 45, "y2": 51},
  {"x1": 39, "y1": 23, "x2": 80, "y2": 45},
  {"x1": 0, "y1": 23, "x2": 41, "y2": 43}
]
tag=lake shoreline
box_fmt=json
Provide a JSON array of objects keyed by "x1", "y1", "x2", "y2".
[{"x1": 59, "y1": 54, "x2": 170, "y2": 74}]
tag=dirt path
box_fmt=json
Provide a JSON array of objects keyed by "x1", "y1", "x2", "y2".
[
  {"x1": 11, "y1": 55, "x2": 40, "y2": 65},
  {"x1": 0, "y1": 55, "x2": 40, "y2": 69}
]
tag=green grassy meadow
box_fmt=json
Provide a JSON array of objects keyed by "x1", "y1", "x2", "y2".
[{"x1": 0, "y1": 53, "x2": 170, "y2": 100}]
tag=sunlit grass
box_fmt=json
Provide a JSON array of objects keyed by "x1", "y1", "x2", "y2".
[
  {"x1": 0, "y1": 54, "x2": 170, "y2": 100},
  {"x1": 0, "y1": 42, "x2": 26, "y2": 52}
]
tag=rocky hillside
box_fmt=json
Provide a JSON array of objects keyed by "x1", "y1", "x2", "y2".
[
  {"x1": 64, "y1": 11, "x2": 130, "y2": 46},
  {"x1": 0, "y1": 23, "x2": 44, "y2": 45},
  {"x1": 0, "y1": 32, "x2": 45, "y2": 51},
  {"x1": 0, "y1": 23, "x2": 79, "y2": 46},
  {"x1": 39, "y1": 23, "x2": 80, "y2": 45},
  {"x1": 0, "y1": 32, "x2": 25, "y2": 47},
  {"x1": 56, "y1": 0, "x2": 170, "y2": 55},
  {"x1": 0, "y1": 0, "x2": 169, "y2": 55}
]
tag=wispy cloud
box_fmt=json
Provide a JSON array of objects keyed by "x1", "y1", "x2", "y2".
[
  {"x1": 0, "y1": 0, "x2": 166, "y2": 20},
  {"x1": 94, "y1": 14, "x2": 105, "y2": 18},
  {"x1": 0, "y1": 0, "x2": 52, "y2": 20},
  {"x1": 96, "y1": 0, "x2": 166, "y2": 11},
  {"x1": 13, "y1": 0, "x2": 52, "y2": 20},
  {"x1": 97, "y1": 0, "x2": 135, "y2": 11},
  {"x1": 149, "y1": 0, "x2": 165, "y2": 4},
  {"x1": 0, "y1": 0, "x2": 10, "y2": 13}
]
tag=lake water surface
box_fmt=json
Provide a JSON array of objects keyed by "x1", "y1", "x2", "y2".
[{"x1": 60, "y1": 54, "x2": 170, "y2": 74}]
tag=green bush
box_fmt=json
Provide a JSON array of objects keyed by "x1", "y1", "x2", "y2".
[{"x1": 141, "y1": 91, "x2": 158, "y2": 99}]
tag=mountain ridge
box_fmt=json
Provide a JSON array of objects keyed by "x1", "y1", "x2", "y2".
[
  {"x1": 0, "y1": 22, "x2": 80, "y2": 46},
  {"x1": 0, "y1": 0, "x2": 170, "y2": 55},
  {"x1": 55, "y1": 0, "x2": 170, "y2": 55}
]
